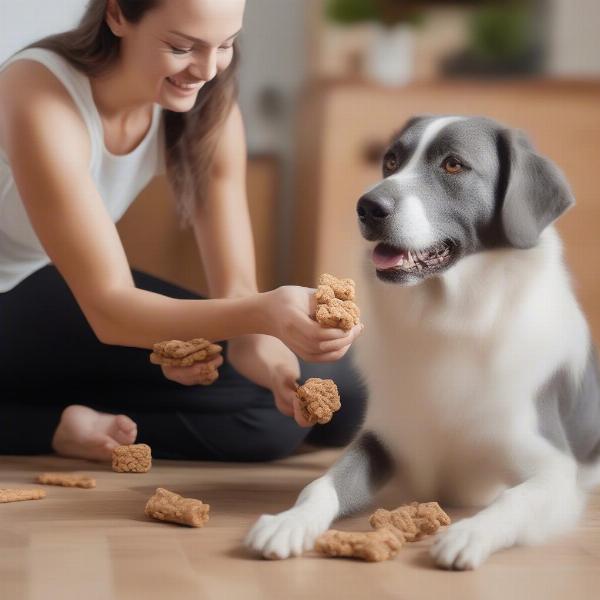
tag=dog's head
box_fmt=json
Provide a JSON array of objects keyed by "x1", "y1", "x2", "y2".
[{"x1": 357, "y1": 115, "x2": 574, "y2": 285}]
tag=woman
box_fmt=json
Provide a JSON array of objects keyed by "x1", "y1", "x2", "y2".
[{"x1": 0, "y1": 0, "x2": 365, "y2": 461}]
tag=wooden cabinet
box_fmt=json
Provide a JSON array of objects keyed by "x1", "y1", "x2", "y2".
[{"x1": 291, "y1": 79, "x2": 600, "y2": 341}]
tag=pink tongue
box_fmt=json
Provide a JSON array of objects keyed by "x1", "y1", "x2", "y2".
[{"x1": 372, "y1": 244, "x2": 406, "y2": 270}]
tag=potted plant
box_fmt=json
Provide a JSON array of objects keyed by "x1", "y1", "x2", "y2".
[{"x1": 325, "y1": 0, "x2": 426, "y2": 85}]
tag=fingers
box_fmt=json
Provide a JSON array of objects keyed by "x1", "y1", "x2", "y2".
[
  {"x1": 317, "y1": 323, "x2": 364, "y2": 353},
  {"x1": 161, "y1": 355, "x2": 223, "y2": 386},
  {"x1": 293, "y1": 397, "x2": 312, "y2": 428}
]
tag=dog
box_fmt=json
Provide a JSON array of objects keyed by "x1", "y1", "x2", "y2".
[{"x1": 245, "y1": 115, "x2": 600, "y2": 569}]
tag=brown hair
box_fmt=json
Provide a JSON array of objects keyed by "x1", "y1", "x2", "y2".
[{"x1": 26, "y1": 0, "x2": 239, "y2": 224}]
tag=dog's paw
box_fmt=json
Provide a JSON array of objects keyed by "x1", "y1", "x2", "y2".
[
  {"x1": 430, "y1": 519, "x2": 492, "y2": 571},
  {"x1": 245, "y1": 507, "x2": 330, "y2": 560}
]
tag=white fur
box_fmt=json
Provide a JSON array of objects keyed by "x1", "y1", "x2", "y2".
[
  {"x1": 244, "y1": 475, "x2": 339, "y2": 559},
  {"x1": 354, "y1": 225, "x2": 589, "y2": 568},
  {"x1": 247, "y1": 117, "x2": 594, "y2": 568}
]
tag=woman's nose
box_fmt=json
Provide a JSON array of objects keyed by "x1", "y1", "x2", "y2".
[{"x1": 189, "y1": 49, "x2": 218, "y2": 82}]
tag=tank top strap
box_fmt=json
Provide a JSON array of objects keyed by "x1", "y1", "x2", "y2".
[{"x1": 1, "y1": 48, "x2": 102, "y2": 165}]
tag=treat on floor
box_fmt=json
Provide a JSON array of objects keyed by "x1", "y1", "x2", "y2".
[
  {"x1": 36, "y1": 473, "x2": 96, "y2": 489},
  {"x1": 296, "y1": 378, "x2": 341, "y2": 425},
  {"x1": 112, "y1": 443, "x2": 152, "y2": 473},
  {"x1": 0, "y1": 488, "x2": 46, "y2": 503},
  {"x1": 315, "y1": 528, "x2": 402, "y2": 562},
  {"x1": 369, "y1": 501, "x2": 451, "y2": 542},
  {"x1": 145, "y1": 487, "x2": 210, "y2": 527},
  {"x1": 314, "y1": 274, "x2": 360, "y2": 331},
  {"x1": 149, "y1": 338, "x2": 222, "y2": 384}
]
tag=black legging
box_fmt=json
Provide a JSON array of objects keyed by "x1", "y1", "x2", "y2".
[{"x1": 0, "y1": 265, "x2": 366, "y2": 460}]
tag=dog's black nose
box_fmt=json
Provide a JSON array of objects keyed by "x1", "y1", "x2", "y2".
[{"x1": 356, "y1": 194, "x2": 394, "y2": 224}]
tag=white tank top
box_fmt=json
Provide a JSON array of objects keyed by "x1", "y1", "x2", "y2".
[{"x1": 0, "y1": 48, "x2": 165, "y2": 292}]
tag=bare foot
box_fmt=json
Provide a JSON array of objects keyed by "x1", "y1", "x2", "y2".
[{"x1": 52, "y1": 404, "x2": 138, "y2": 461}]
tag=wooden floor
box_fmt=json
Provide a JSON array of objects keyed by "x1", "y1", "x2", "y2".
[{"x1": 1, "y1": 450, "x2": 599, "y2": 600}]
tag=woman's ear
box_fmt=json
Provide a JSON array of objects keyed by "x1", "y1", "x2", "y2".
[
  {"x1": 498, "y1": 128, "x2": 575, "y2": 249},
  {"x1": 105, "y1": 0, "x2": 126, "y2": 37}
]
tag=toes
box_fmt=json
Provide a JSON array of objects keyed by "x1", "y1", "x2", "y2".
[
  {"x1": 113, "y1": 415, "x2": 137, "y2": 445},
  {"x1": 245, "y1": 510, "x2": 326, "y2": 560},
  {"x1": 430, "y1": 523, "x2": 491, "y2": 571}
]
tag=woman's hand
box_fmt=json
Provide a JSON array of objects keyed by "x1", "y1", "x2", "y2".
[
  {"x1": 160, "y1": 354, "x2": 224, "y2": 386},
  {"x1": 227, "y1": 334, "x2": 312, "y2": 427},
  {"x1": 260, "y1": 286, "x2": 364, "y2": 363}
]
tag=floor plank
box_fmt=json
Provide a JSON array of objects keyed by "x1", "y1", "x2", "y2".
[{"x1": 1, "y1": 452, "x2": 599, "y2": 600}]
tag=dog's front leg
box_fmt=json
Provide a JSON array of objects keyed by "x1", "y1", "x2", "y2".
[
  {"x1": 245, "y1": 431, "x2": 394, "y2": 559},
  {"x1": 431, "y1": 438, "x2": 585, "y2": 570}
]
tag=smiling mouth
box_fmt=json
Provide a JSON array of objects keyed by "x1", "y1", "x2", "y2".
[
  {"x1": 166, "y1": 76, "x2": 203, "y2": 91},
  {"x1": 372, "y1": 240, "x2": 457, "y2": 279}
]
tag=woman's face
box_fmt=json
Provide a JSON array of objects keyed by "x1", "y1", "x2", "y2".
[{"x1": 111, "y1": 0, "x2": 245, "y2": 111}]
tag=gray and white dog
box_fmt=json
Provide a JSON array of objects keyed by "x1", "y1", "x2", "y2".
[{"x1": 246, "y1": 116, "x2": 600, "y2": 569}]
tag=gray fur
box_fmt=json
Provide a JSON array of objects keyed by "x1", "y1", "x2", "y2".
[
  {"x1": 357, "y1": 116, "x2": 575, "y2": 285},
  {"x1": 537, "y1": 346, "x2": 600, "y2": 464},
  {"x1": 499, "y1": 129, "x2": 575, "y2": 248},
  {"x1": 329, "y1": 431, "x2": 395, "y2": 516}
]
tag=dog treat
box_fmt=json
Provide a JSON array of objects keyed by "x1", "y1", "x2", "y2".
[
  {"x1": 296, "y1": 378, "x2": 341, "y2": 425},
  {"x1": 369, "y1": 501, "x2": 451, "y2": 542},
  {"x1": 112, "y1": 443, "x2": 152, "y2": 473},
  {"x1": 0, "y1": 488, "x2": 46, "y2": 503},
  {"x1": 149, "y1": 338, "x2": 222, "y2": 383},
  {"x1": 145, "y1": 487, "x2": 210, "y2": 527},
  {"x1": 314, "y1": 274, "x2": 360, "y2": 331},
  {"x1": 317, "y1": 273, "x2": 356, "y2": 302},
  {"x1": 36, "y1": 473, "x2": 96, "y2": 489},
  {"x1": 315, "y1": 527, "x2": 402, "y2": 562},
  {"x1": 315, "y1": 298, "x2": 360, "y2": 331}
]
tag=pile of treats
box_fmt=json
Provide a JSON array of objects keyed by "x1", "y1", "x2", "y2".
[
  {"x1": 314, "y1": 273, "x2": 360, "y2": 331},
  {"x1": 150, "y1": 337, "x2": 222, "y2": 385},
  {"x1": 315, "y1": 502, "x2": 451, "y2": 562}
]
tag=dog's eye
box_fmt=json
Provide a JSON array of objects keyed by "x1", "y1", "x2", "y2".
[
  {"x1": 383, "y1": 154, "x2": 398, "y2": 173},
  {"x1": 442, "y1": 157, "x2": 464, "y2": 174}
]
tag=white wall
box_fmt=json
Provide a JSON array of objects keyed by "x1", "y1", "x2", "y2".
[
  {"x1": 0, "y1": 0, "x2": 85, "y2": 63},
  {"x1": 547, "y1": 0, "x2": 600, "y2": 76}
]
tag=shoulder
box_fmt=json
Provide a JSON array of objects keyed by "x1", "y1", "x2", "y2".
[{"x1": 0, "y1": 58, "x2": 90, "y2": 159}]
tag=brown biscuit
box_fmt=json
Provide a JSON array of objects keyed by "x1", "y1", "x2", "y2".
[
  {"x1": 315, "y1": 298, "x2": 360, "y2": 331},
  {"x1": 296, "y1": 378, "x2": 341, "y2": 425},
  {"x1": 318, "y1": 273, "x2": 356, "y2": 301},
  {"x1": 36, "y1": 473, "x2": 96, "y2": 489},
  {"x1": 0, "y1": 488, "x2": 46, "y2": 503},
  {"x1": 112, "y1": 443, "x2": 152, "y2": 473},
  {"x1": 145, "y1": 487, "x2": 210, "y2": 527},
  {"x1": 315, "y1": 528, "x2": 402, "y2": 562},
  {"x1": 150, "y1": 338, "x2": 222, "y2": 367},
  {"x1": 369, "y1": 501, "x2": 451, "y2": 542},
  {"x1": 152, "y1": 338, "x2": 219, "y2": 359}
]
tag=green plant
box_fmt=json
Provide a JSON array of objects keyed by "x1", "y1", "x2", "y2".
[
  {"x1": 325, "y1": 0, "x2": 425, "y2": 27},
  {"x1": 470, "y1": 3, "x2": 531, "y2": 60}
]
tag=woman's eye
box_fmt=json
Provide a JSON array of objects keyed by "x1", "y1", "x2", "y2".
[
  {"x1": 168, "y1": 44, "x2": 192, "y2": 55},
  {"x1": 383, "y1": 154, "x2": 398, "y2": 173},
  {"x1": 442, "y1": 157, "x2": 464, "y2": 174},
  {"x1": 218, "y1": 45, "x2": 233, "y2": 52}
]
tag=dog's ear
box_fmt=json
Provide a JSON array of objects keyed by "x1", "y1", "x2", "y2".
[{"x1": 498, "y1": 128, "x2": 574, "y2": 249}]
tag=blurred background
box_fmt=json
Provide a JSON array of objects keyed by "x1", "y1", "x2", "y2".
[{"x1": 1, "y1": 0, "x2": 599, "y2": 338}]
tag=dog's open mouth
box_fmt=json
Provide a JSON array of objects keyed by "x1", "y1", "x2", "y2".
[{"x1": 372, "y1": 240, "x2": 457, "y2": 279}]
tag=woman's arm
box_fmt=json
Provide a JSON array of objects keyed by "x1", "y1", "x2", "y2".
[
  {"x1": 0, "y1": 62, "x2": 263, "y2": 348},
  {"x1": 191, "y1": 103, "x2": 257, "y2": 299}
]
